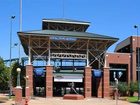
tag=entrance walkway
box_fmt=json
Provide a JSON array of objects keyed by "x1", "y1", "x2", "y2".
[
  {"x1": 28, "y1": 97, "x2": 136, "y2": 105},
  {"x1": 0, "y1": 96, "x2": 137, "y2": 105}
]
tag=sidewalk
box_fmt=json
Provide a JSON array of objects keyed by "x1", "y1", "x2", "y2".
[
  {"x1": 29, "y1": 97, "x2": 137, "y2": 105},
  {"x1": 0, "y1": 95, "x2": 138, "y2": 105}
]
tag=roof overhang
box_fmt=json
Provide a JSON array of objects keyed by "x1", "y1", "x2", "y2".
[
  {"x1": 114, "y1": 37, "x2": 131, "y2": 52},
  {"x1": 18, "y1": 30, "x2": 118, "y2": 41},
  {"x1": 18, "y1": 30, "x2": 119, "y2": 56}
]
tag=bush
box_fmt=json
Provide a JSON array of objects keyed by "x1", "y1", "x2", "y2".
[
  {"x1": 134, "y1": 82, "x2": 138, "y2": 93},
  {"x1": 129, "y1": 82, "x2": 138, "y2": 96},
  {"x1": 118, "y1": 82, "x2": 128, "y2": 96}
]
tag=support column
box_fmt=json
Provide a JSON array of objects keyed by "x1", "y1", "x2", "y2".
[
  {"x1": 84, "y1": 66, "x2": 91, "y2": 98},
  {"x1": 15, "y1": 87, "x2": 22, "y2": 105},
  {"x1": 132, "y1": 51, "x2": 137, "y2": 81},
  {"x1": 46, "y1": 65, "x2": 53, "y2": 97},
  {"x1": 131, "y1": 36, "x2": 137, "y2": 81},
  {"x1": 103, "y1": 67, "x2": 110, "y2": 98},
  {"x1": 26, "y1": 65, "x2": 33, "y2": 98},
  {"x1": 25, "y1": 87, "x2": 30, "y2": 100},
  {"x1": 97, "y1": 77, "x2": 103, "y2": 98},
  {"x1": 128, "y1": 62, "x2": 131, "y2": 84}
]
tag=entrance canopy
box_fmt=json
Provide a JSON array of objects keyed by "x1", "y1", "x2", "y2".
[
  {"x1": 18, "y1": 30, "x2": 118, "y2": 54},
  {"x1": 17, "y1": 18, "x2": 119, "y2": 67}
]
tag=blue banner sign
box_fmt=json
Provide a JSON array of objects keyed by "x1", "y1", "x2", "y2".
[
  {"x1": 34, "y1": 68, "x2": 45, "y2": 76},
  {"x1": 92, "y1": 69, "x2": 102, "y2": 78}
]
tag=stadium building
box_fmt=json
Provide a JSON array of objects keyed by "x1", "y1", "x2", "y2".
[{"x1": 15, "y1": 19, "x2": 140, "y2": 98}]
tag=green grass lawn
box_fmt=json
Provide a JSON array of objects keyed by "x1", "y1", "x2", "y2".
[{"x1": 127, "y1": 96, "x2": 138, "y2": 103}]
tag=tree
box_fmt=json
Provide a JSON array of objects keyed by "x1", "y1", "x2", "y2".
[{"x1": 0, "y1": 57, "x2": 10, "y2": 91}]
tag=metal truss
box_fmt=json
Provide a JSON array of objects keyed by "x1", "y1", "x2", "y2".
[
  {"x1": 20, "y1": 34, "x2": 112, "y2": 68},
  {"x1": 51, "y1": 39, "x2": 87, "y2": 51},
  {"x1": 88, "y1": 40, "x2": 110, "y2": 68},
  {"x1": 27, "y1": 36, "x2": 49, "y2": 64}
]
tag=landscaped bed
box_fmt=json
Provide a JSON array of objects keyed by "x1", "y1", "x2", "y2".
[{"x1": 127, "y1": 96, "x2": 138, "y2": 103}]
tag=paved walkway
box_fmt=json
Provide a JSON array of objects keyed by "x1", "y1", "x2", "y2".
[
  {"x1": 1, "y1": 96, "x2": 138, "y2": 105},
  {"x1": 28, "y1": 97, "x2": 137, "y2": 105}
]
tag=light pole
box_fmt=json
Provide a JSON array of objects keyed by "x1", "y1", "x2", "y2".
[
  {"x1": 9, "y1": 16, "x2": 15, "y2": 66},
  {"x1": 134, "y1": 25, "x2": 140, "y2": 101},
  {"x1": 9, "y1": 16, "x2": 15, "y2": 99},
  {"x1": 16, "y1": 68, "x2": 21, "y2": 88},
  {"x1": 19, "y1": 0, "x2": 22, "y2": 64},
  {"x1": 15, "y1": 68, "x2": 22, "y2": 105}
]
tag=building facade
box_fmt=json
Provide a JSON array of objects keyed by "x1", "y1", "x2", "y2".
[{"x1": 17, "y1": 19, "x2": 139, "y2": 98}]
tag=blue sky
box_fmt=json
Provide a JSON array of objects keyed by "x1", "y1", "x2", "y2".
[{"x1": 0, "y1": 0, "x2": 140, "y2": 60}]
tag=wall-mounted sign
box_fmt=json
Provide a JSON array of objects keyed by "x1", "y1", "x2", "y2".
[
  {"x1": 54, "y1": 75, "x2": 83, "y2": 82},
  {"x1": 50, "y1": 36, "x2": 77, "y2": 41}
]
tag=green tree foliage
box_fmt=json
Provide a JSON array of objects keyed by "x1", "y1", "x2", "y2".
[{"x1": 0, "y1": 57, "x2": 10, "y2": 90}]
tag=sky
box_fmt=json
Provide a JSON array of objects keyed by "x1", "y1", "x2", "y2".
[{"x1": 0, "y1": 0, "x2": 140, "y2": 60}]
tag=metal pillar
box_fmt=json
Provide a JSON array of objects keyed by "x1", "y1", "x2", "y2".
[
  {"x1": 28, "y1": 36, "x2": 31, "y2": 65},
  {"x1": 86, "y1": 40, "x2": 89, "y2": 67},
  {"x1": 48, "y1": 38, "x2": 51, "y2": 65},
  {"x1": 104, "y1": 54, "x2": 108, "y2": 68}
]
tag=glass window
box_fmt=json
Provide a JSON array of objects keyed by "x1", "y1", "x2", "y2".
[{"x1": 110, "y1": 70, "x2": 127, "y2": 85}]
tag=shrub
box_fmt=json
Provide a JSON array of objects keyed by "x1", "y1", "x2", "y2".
[
  {"x1": 129, "y1": 81, "x2": 138, "y2": 96},
  {"x1": 134, "y1": 82, "x2": 138, "y2": 93},
  {"x1": 118, "y1": 82, "x2": 128, "y2": 96}
]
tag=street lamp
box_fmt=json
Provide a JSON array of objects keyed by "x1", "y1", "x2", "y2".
[
  {"x1": 134, "y1": 25, "x2": 140, "y2": 101},
  {"x1": 9, "y1": 15, "x2": 15, "y2": 99},
  {"x1": 16, "y1": 68, "x2": 21, "y2": 88}
]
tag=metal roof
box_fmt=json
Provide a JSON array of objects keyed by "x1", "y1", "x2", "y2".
[
  {"x1": 114, "y1": 37, "x2": 131, "y2": 52},
  {"x1": 18, "y1": 29, "x2": 119, "y2": 41},
  {"x1": 42, "y1": 18, "x2": 90, "y2": 25}
]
